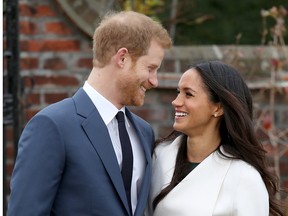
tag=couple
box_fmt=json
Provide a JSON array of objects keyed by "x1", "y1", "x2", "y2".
[{"x1": 8, "y1": 11, "x2": 284, "y2": 216}]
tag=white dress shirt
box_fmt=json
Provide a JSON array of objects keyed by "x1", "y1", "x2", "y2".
[{"x1": 83, "y1": 81, "x2": 145, "y2": 213}]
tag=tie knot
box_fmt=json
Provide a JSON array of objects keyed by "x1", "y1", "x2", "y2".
[{"x1": 116, "y1": 111, "x2": 125, "y2": 123}]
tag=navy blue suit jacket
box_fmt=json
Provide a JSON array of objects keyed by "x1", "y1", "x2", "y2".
[{"x1": 8, "y1": 88, "x2": 154, "y2": 216}]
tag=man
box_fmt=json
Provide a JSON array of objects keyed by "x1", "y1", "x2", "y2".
[{"x1": 8, "y1": 11, "x2": 172, "y2": 216}]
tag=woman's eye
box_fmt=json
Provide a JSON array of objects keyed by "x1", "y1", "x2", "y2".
[{"x1": 186, "y1": 92, "x2": 193, "y2": 97}]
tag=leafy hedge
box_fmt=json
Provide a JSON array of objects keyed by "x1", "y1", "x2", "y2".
[{"x1": 157, "y1": 0, "x2": 288, "y2": 45}]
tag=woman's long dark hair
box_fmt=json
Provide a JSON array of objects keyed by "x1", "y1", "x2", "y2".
[{"x1": 153, "y1": 61, "x2": 285, "y2": 215}]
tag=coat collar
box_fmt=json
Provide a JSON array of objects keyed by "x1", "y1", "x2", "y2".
[{"x1": 152, "y1": 135, "x2": 231, "y2": 216}]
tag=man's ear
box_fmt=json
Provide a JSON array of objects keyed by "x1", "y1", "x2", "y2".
[
  {"x1": 115, "y1": 48, "x2": 128, "y2": 68},
  {"x1": 213, "y1": 103, "x2": 224, "y2": 118}
]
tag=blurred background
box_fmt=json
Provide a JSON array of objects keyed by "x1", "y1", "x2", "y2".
[{"x1": 3, "y1": 0, "x2": 288, "y2": 214}]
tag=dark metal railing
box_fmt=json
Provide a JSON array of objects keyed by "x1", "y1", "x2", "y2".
[{"x1": 3, "y1": 0, "x2": 20, "y2": 214}]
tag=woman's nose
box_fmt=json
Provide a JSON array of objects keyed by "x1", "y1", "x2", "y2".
[{"x1": 172, "y1": 95, "x2": 181, "y2": 107}]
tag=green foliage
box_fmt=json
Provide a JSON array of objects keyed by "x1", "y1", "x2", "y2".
[
  {"x1": 159, "y1": 0, "x2": 288, "y2": 45},
  {"x1": 121, "y1": 0, "x2": 164, "y2": 20},
  {"x1": 120, "y1": 0, "x2": 288, "y2": 45}
]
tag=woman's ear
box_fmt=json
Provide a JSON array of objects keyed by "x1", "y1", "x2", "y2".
[{"x1": 213, "y1": 103, "x2": 224, "y2": 118}]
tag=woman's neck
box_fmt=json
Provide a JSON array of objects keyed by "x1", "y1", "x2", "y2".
[{"x1": 186, "y1": 135, "x2": 221, "y2": 163}]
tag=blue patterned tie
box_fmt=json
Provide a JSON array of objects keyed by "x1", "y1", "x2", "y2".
[{"x1": 116, "y1": 111, "x2": 133, "y2": 214}]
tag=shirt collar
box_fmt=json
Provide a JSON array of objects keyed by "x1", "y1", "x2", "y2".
[{"x1": 83, "y1": 81, "x2": 126, "y2": 125}]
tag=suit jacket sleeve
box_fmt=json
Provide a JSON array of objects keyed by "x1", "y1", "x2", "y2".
[{"x1": 8, "y1": 114, "x2": 65, "y2": 215}]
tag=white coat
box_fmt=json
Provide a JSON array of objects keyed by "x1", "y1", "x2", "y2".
[{"x1": 148, "y1": 135, "x2": 269, "y2": 216}]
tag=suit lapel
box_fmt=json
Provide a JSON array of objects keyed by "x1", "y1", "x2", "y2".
[
  {"x1": 73, "y1": 89, "x2": 129, "y2": 214},
  {"x1": 125, "y1": 109, "x2": 153, "y2": 216},
  {"x1": 125, "y1": 108, "x2": 152, "y2": 163}
]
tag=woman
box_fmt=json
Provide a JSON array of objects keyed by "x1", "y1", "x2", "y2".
[{"x1": 149, "y1": 61, "x2": 284, "y2": 215}]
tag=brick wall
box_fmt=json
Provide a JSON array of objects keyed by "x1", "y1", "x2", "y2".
[{"x1": 4, "y1": 0, "x2": 288, "y2": 209}]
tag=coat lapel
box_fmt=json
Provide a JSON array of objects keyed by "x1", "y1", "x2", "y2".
[
  {"x1": 73, "y1": 89, "x2": 129, "y2": 214},
  {"x1": 181, "y1": 150, "x2": 231, "y2": 215},
  {"x1": 153, "y1": 137, "x2": 231, "y2": 216}
]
